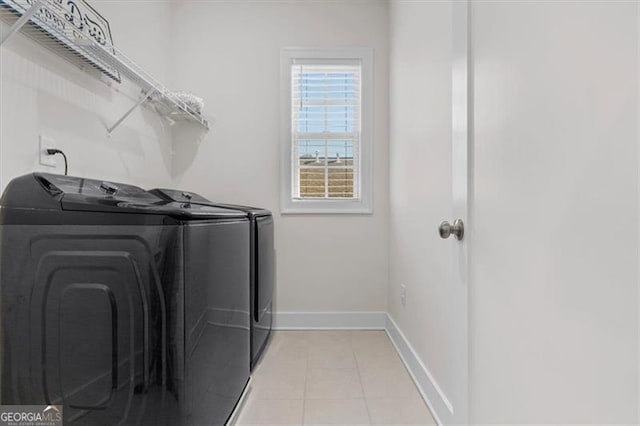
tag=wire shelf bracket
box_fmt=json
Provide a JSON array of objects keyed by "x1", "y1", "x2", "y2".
[
  {"x1": 107, "y1": 88, "x2": 157, "y2": 135},
  {"x1": 0, "y1": 0, "x2": 40, "y2": 47}
]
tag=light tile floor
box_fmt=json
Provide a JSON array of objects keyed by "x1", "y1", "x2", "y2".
[{"x1": 235, "y1": 330, "x2": 436, "y2": 425}]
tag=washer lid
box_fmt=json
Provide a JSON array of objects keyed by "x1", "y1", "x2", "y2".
[
  {"x1": 126, "y1": 201, "x2": 248, "y2": 220},
  {"x1": 150, "y1": 188, "x2": 272, "y2": 217},
  {"x1": 0, "y1": 173, "x2": 170, "y2": 214}
]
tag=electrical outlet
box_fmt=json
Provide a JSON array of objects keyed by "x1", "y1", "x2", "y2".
[
  {"x1": 400, "y1": 284, "x2": 407, "y2": 307},
  {"x1": 39, "y1": 135, "x2": 57, "y2": 167}
]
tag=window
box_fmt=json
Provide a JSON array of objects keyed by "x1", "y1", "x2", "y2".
[{"x1": 281, "y1": 48, "x2": 373, "y2": 214}]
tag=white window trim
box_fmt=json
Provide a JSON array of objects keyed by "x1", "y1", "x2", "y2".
[{"x1": 280, "y1": 47, "x2": 374, "y2": 215}]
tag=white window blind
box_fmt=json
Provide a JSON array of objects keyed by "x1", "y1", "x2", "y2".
[{"x1": 291, "y1": 62, "x2": 361, "y2": 200}]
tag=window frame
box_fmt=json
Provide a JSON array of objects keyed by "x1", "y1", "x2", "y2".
[{"x1": 280, "y1": 47, "x2": 373, "y2": 215}]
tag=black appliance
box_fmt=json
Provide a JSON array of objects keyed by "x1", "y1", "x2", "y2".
[
  {"x1": 0, "y1": 173, "x2": 250, "y2": 425},
  {"x1": 150, "y1": 189, "x2": 273, "y2": 370}
]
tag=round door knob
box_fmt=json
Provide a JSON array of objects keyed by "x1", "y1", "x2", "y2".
[{"x1": 439, "y1": 219, "x2": 464, "y2": 240}]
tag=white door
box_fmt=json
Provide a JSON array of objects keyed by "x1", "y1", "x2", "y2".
[
  {"x1": 469, "y1": 1, "x2": 638, "y2": 423},
  {"x1": 447, "y1": 1, "x2": 471, "y2": 424},
  {"x1": 389, "y1": 1, "x2": 470, "y2": 424}
]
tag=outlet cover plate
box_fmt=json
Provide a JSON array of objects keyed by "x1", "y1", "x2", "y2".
[{"x1": 39, "y1": 135, "x2": 56, "y2": 167}]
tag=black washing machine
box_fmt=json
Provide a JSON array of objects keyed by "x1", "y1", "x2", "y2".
[
  {"x1": 0, "y1": 173, "x2": 249, "y2": 425},
  {"x1": 151, "y1": 189, "x2": 273, "y2": 371}
]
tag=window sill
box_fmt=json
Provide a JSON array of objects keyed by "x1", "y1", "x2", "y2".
[
  {"x1": 280, "y1": 199, "x2": 373, "y2": 215},
  {"x1": 280, "y1": 208, "x2": 373, "y2": 215}
]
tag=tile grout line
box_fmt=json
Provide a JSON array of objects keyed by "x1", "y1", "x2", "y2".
[{"x1": 350, "y1": 332, "x2": 374, "y2": 425}]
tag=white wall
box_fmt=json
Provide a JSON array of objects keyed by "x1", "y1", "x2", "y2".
[
  {"x1": 169, "y1": 0, "x2": 390, "y2": 314},
  {"x1": 0, "y1": 1, "x2": 175, "y2": 193},
  {"x1": 388, "y1": 0, "x2": 458, "y2": 422},
  {"x1": 470, "y1": 1, "x2": 638, "y2": 423}
]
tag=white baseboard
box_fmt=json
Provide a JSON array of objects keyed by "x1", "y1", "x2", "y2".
[
  {"x1": 385, "y1": 314, "x2": 453, "y2": 426},
  {"x1": 273, "y1": 311, "x2": 386, "y2": 329}
]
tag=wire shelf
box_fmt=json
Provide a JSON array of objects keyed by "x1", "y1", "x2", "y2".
[
  {"x1": 79, "y1": 40, "x2": 209, "y2": 129},
  {"x1": 0, "y1": 0, "x2": 209, "y2": 133}
]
